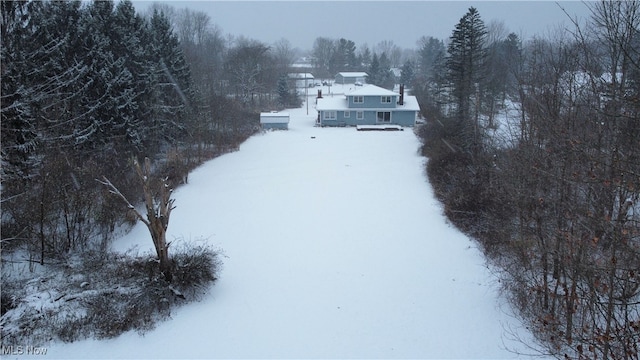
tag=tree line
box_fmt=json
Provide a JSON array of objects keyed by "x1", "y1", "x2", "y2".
[
  {"x1": 310, "y1": 37, "x2": 402, "y2": 89},
  {"x1": 416, "y1": 3, "x2": 639, "y2": 358},
  {"x1": 0, "y1": 0, "x2": 299, "y2": 266},
  {"x1": 2, "y1": 0, "x2": 638, "y2": 355}
]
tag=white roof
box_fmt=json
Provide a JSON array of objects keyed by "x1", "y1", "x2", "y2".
[
  {"x1": 316, "y1": 97, "x2": 348, "y2": 111},
  {"x1": 316, "y1": 94, "x2": 420, "y2": 112},
  {"x1": 347, "y1": 84, "x2": 398, "y2": 97},
  {"x1": 336, "y1": 72, "x2": 368, "y2": 77},
  {"x1": 288, "y1": 73, "x2": 314, "y2": 79},
  {"x1": 398, "y1": 95, "x2": 421, "y2": 111}
]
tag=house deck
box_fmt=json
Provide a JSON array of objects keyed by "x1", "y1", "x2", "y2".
[{"x1": 356, "y1": 125, "x2": 404, "y2": 131}]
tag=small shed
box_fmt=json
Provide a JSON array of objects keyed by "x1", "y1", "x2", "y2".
[{"x1": 260, "y1": 112, "x2": 290, "y2": 130}]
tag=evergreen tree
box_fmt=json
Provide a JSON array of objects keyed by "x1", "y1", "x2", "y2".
[
  {"x1": 400, "y1": 59, "x2": 415, "y2": 87},
  {"x1": 148, "y1": 8, "x2": 193, "y2": 147},
  {"x1": 417, "y1": 36, "x2": 446, "y2": 85},
  {"x1": 277, "y1": 75, "x2": 290, "y2": 106},
  {"x1": 446, "y1": 6, "x2": 487, "y2": 150},
  {"x1": 109, "y1": 0, "x2": 152, "y2": 152},
  {"x1": 358, "y1": 45, "x2": 372, "y2": 69},
  {"x1": 412, "y1": 36, "x2": 447, "y2": 120},
  {"x1": 368, "y1": 52, "x2": 381, "y2": 85},
  {"x1": 378, "y1": 52, "x2": 394, "y2": 89},
  {"x1": 368, "y1": 52, "x2": 394, "y2": 89},
  {"x1": 331, "y1": 38, "x2": 357, "y2": 72},
  {"x1": 1, "y1": 1, "x2": 45, "y2": 184}
]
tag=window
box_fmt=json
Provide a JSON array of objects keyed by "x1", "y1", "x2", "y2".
[
  {"x1": 377, "y1": 111, "x2": 391, "y2": 123},
  {"x1": 356, "y1": 111, "x2": 364, "y2": 120},
  {"x1": 353, "y1": 96, "x2": 364, "y2": 104},
  {"x1": 344, "y1": 111, "x2": 350, "y2": 118},
  {"x1": 324, "y1": 111, "x2": 337, "y2": 120},
  {"x1": 381, "y1": 96, "x2": 392, "y2": 104}
]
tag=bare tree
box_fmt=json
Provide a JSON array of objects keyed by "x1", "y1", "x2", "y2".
[
  {"x1": 486, "y1": 19, "x2": 509, "y2": 45},
  {"x1": 375, "y1": 40, "x2": 402, "y2": 67},
  {"x1": 273, "y1": 38, "x2": 296, "y2": 74},
  {"x1": 312, "y1": 37, "x2": 336, "y2": 78},
  {"x1": 98, "y1": 158, "x2": 175, "y2": 281}
]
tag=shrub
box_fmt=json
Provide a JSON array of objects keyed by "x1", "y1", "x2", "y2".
[
  {"x1": 170, "y1": 243, "x2": 222, "y2": 300},
  {"x1": 1, "y1": 244, "x2": 222, "y2": 345}
]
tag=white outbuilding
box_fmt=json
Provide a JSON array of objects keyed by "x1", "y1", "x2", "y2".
[{"x1": 260, "y1": 112, "x2": 290, "y2": 130}]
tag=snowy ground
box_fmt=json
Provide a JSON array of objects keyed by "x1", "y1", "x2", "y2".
[{"x1": 37, "y1": 89, "x2": 539, "y2": 359}]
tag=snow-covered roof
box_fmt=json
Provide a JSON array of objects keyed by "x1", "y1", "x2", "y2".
[
  {"x1": 316, "y1": 94, "x2": 420, "y2": 112},
  {"x1": 347, "y1": 84, "x2": 398, "y2": 97},
  {"x1": 336, "y1": 72, "x2": 368, "y2": 78},
  {"x1": 316, "y1": 97, "x2": 348, "y2": 111},
  {"x1": 398, "y1": 95, "x2": 421, "y2": 111},
  {"x1": 288, "y1": 73, "x2": 314, "y2": 80}
]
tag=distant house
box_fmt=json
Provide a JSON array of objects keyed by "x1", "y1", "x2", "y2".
[
  {"x1": 335, "y1": 72, "x2": 368, "y2": 85},
  {"x1": 316, "y1": 84, "x2": 419, "y2": 127},
  {"x1": 260, "y1": 112, "x2": 289, "y2": 130},
  {"x1": 288, "y1": 73, "x2": 315, "y2": 88}
]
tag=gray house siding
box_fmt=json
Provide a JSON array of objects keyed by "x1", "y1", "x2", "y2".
[
  {"x1": 262, "y1": 122, "x2": 289, "y2": 130},
  {"x1": 319, "y1": 109, "x2": 415, "y2": 127},
  {"x1": 348, "y1": 95, "x2": 398, "y2": 109},
  {"x1": 260, "y1": 112, "x2": 289, "y2": 130},
  {"x1": 385, "y1": 111, "x2": 416, "y2": 126}
]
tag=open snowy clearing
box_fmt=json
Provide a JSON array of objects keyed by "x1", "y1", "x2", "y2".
[{"x1": 41, "y1": 91, "x2": 538, "y2": 359}]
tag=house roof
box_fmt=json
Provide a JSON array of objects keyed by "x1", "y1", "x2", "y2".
[
  {"x1": 316, "y1": 94, "x2": 420, "y2": 112},
  {"x1": 316, "y1": 97, "x2": 347, "y2": 111},
  {"x1": 347, "y1": 84, "x2": 398, "y2": 97},
  {"x1": 288, "y1": 73, "x2": 314, "y2": 79},
  {"x1": 336, "y1": 72, "x2": 368, "y2": 78}
]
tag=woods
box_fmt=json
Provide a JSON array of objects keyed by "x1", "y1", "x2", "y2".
[
  {"x1": 0, "y1": 0, "x2": 291, "y2": 342},
  {"x1": 1, "y1": 0, "x2": 638, "y2": 357},
  {"x1": 0, "y1": 0, "x2": 292, "y2": 266},
  {"x1": 417, "y1": 4, "x2": 640, "y2": 358}
]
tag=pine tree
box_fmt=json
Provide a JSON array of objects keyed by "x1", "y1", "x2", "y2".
[
  {"x1": 400, "y1": 60, "x2": 415, "y2": 87},
  {"x1": 109, "y1": 0, "x2": 152, "y2": 151},
  {"x1": 418, "y1": 36, "x2": 446, "y2": 85},
  {"x1": 413, "y1": 36, "x2": 447, "y2": 120},
  {"x1": 378, "y1": 52, "x2": 394, "y2": 89},
  {"x1": 1, "y1": 1, "x2": 42, "y2": 184},
  {"x1": 148, "y1": 8, "x2": 193, "y2": 148},
  {"x1": 331, "y1": 38, "x2": 357, "y2": 72},
  {"x1": 277, "y1": 75, "x2": 290, "y2": 106},
  {"x1": 446, "y1": 6, "x2": 487, "y2": 150},
  {"x1": 358, "y1": 45, "x2": 372, "y2": 69}
]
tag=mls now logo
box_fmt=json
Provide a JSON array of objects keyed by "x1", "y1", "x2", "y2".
[{"x1": 1, "y1": 345, "x2": 48, "y2": 356}]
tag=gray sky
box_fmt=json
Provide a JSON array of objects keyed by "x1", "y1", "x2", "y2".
[{"x1": 133, "y1": 1, "x2": 593, "y2": 51}]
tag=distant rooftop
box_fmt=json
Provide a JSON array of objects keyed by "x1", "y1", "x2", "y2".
[
  {"x1": 317, "y1": 85, "x2": 420, "y2": 112},
  {"x1": 347, "y1": 84, "x2": 398, "y2": 97},
  {"x1": 336, "y1": 72, "x2": 368, "y2": 77},
  {"x1": 288, "y1": 73, "x2": 314, "y2": 79}
]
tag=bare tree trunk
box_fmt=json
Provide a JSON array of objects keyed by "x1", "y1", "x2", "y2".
[{"x1": 98, "y1": 157, "x2": 176, "y2": 282}]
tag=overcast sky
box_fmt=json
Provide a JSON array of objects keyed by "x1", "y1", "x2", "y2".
[{"x1": 133, "y1": 1, "x2": 593, "y2": 51}]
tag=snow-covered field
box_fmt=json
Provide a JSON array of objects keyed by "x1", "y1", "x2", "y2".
[{"x1": 40, "y1": 90, "x2": 537, "y2": 359}]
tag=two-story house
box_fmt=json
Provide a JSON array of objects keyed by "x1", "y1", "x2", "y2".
[{"x1": 316, "y1": 84, "x2": 419, "y2": 127}]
